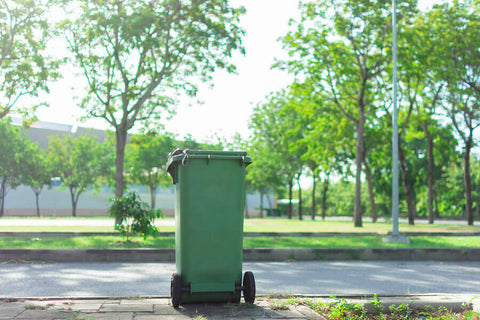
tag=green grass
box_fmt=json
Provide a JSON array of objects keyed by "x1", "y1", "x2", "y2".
[
  {"x1": 0, "y1": 217, "x2": 479, "y2": 250},
  {"x1": 243, "y1": 218, "x2": 480, "y2": 234},
  {"x1": 0, "y1": 225, "x2": 118, "y2": 233},
  {"x1": 0, "y1": 235, "x2": 479, "y2": 249},
  {"x1": 1, "y1": 217, "x2": 479, "y2": 234}
]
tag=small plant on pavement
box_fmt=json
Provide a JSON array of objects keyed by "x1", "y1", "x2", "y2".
[
  {"x1": 109, "y1": 191, "x2": 163, "y2": 242},
  {"x1": 371, "y1": 293, "x2": 383, "y2": 313}
]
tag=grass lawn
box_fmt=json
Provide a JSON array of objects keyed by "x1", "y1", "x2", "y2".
[
  {"x1": 1, "y1": 217, "x2": 479, "y2": 234},
  {"x1": 243, "y1": 218, "x2": 480, "y2": 234},
  {"x1": 1, "y1": 217, "x2": 479, "y2": 250},
  {"x1": 1, "y1": 235, "x2": 479, "y2": 249}
]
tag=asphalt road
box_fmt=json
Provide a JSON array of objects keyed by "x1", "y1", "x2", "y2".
[{"x1": 1, "y1": 261, "x2": 479, "y2": 298}]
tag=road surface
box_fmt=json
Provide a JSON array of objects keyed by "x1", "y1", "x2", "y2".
[{"x1": 1, "y1": 261, "x2": 479, "y2": 298}]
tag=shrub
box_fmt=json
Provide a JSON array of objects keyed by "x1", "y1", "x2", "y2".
[{"x1": 109, "y1": 191, "x2": 163, "y2": 241}]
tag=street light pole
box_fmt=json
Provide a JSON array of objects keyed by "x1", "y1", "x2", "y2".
[
  {"x1": 384, "y1": 0, "x2": 409, "y2": 244},
  {"x1": 392, "y1": 0, "x2": 399, "y2": 237}
]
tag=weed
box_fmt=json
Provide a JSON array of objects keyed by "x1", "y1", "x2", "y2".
[
  {"x1": 371, "y1": 294, "x2": 383, "y2": 313},
  {"x1": 305, "y1": 296, "x2": 480, "y2": 320},
  {"x1": 264, "y1": 293, "x2": 295, "y2": 299},
  {"x1": 62, "y1": 313, "x2": 96, "y2": 320},
  {"x1": 389, "y1": 302, "x2": 413, "y2": 318},
  {"x1": 270, "y1": 301, "x2": 289, "y2": 310},
  {"x1": 24, "y1": 303, "x2": 47, "y2": 310}
]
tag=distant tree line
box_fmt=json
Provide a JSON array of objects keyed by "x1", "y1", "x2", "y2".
[
  {"x1": 0, "y1": 121, "x2": 221, "y2": 217},
  {"x1": 246, "y1": 0, "x2": 480, "y2": 226}
]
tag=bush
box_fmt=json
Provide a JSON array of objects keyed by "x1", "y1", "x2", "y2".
[{"x1": 109, "y1": 191, "x2": 163, "y2": 241}]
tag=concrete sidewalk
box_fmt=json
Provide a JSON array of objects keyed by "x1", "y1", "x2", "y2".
[
  {"x1": 3, "y1": 247, "x2": 480, "y2": 262},
  {"x1": 1, "y1": 294, "x2": 478, "y2": 320}
]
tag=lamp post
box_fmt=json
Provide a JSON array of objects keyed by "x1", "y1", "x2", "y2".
[{"x1": 384, "y1": 0, "x2": 409, "y2": 244}]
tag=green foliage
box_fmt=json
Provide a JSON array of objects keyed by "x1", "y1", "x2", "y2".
[
  {"x1": 371, "y1": 294, "x2": 383, "y2": 313},
  {"x1": 19, "y1": 140, "x2": 51, "y2": 217},
  {"x1": 109, "y1": 191, "x2": 163, "y2": 241},
  {"x1": 0, "y1": 0, "x2": 61, "y2": 120},
  {"x1": 47, "y1": 134, "x2": 114, "y2": 216},
  {"x1": 249, "y1": 89, "x2": 307, "y2": 218},
  {"x1": 126, "y1": 132, "x2": 175, "y2": 208},
  {"x1": 309, "y1": 296, "x2": 480, "y2": 320},
  {"x1": 0, "y1": 121, "x2": 31, "y2": 216}
]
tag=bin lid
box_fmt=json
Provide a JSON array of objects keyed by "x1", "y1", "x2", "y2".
[{"x1": 166, "y1": 148, "x2": 252, "y2": 176}]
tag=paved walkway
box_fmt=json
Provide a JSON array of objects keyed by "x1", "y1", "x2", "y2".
[
  {"x1": 1, "y1": 294, "x2": 478, "y2": 320},
  {"x1": 1, "y1": 296, "x2": 322, "y2": 320}
]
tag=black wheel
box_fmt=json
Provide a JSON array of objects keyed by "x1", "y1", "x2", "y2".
[
  {"x1": 171, "y1": 273, "x2": 182, "y2": 308},
  {"x1": 243, "y1": 271, "x2": 256, "y2": 304}
]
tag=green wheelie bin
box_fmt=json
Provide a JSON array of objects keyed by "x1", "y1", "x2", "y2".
[{"x1": 166, "y1": 149, "x2": 255, "y2": 307}]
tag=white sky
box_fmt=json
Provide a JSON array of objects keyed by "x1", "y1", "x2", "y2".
[{"x1": 35, "y1": 0, "x2": 441, "y2": 144}]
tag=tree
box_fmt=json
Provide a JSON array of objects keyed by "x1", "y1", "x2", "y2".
[
  {"x1": 47, "y1": 134, "x2": 113, "y2": 217},
  {"x1": 61, "y1": 0, "x2": 245, "y2": 199},
  {"x1": 289, "y1": 80, "x2": 352, "y2": 220},
  {"x1": 279, "y1": 0, "x2": 417, "y2": 226},
  {"x1": 246, "y1": 139, "x2": 282, "y2": 218},
  {"x1": 0, "y1": 121, "x2": 28, "y2": 216},
  {"x1": 127, "y1": 132, "x2": 175, "y2": 209},
  {"x1": 20, "y1": 141, "x2": 51, "y2": 217},
  {"x1": 0, "y1": 0, "x2": 60, "y2": 120},
  {"x1": 250, "y1": 89, "x2": 306, "y2": 219},
  {"x1": 429, "y1": 0, "x2": 480, "y2": 225}
]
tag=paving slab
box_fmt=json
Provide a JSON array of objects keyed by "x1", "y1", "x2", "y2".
[
  {"x1": 100, "y1": 302, "x2": 153, "y2": 312},
  {"x1": 0, "y1": 295, "x2": 476, "y2": 319},
  {"x1": 14, "y1": 309, "x2": 72, "y2": 320}
]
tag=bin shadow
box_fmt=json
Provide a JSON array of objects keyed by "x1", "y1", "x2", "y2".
[{"x1": 174, "y1": 301, "x2": 283, "y2": 319}]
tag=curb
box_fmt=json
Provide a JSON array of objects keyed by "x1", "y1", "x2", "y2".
[{"x1": 2, "y1": 248, "x2": 480, "y2": 263}]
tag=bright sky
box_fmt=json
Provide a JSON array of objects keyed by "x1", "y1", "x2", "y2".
[{"x1": 35, "y1": 0, "x2": 440, "y2": 144}]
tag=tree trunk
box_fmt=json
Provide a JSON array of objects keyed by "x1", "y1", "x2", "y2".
[
  {"x1": 287, "y1": 178, "x2": 293, "y2": 219},
  {"x1": 297, "y1": 178, "x2": 303, "y2": 220},
  {"x1": 34, "y1": 188, "x2": 41, "y2": 217},
  {"x1": 464, "y1": 139, "x2": 473, "y2": 225},
  {"x1": 434, "y1": 186, "x2": 440, "y2": 218},
  {"x1": 354, "y1": 111, "x2": 365, "y2": 227},
  {"x1": 363, "y1": 160, "x2": 378, "y2": 223},
  {"x1": 321, "y1": 173, "x2": 330, "y2": 221},
  {"x1": 69, "y1": 185, "x2": 77, "y2": 217},
  {"x1": 115, "y1": 126, "x2": 128, "y2": 198},
  {"x1": 0, "y1": 178, "x2": 6, "y2": 217},
  {"x1": 150, "y1": 185, "x2": 156, "y2": 210},
  {"x1": 421, "y1": 124, "x2": 436, "y2": 224},
  {"x1": 259, "y1": 191, "x2": 264, "y2": 218},
  {"x1": 398, "y1": 143, "x2": 417, "y2": 225},
  {"x1": 311, "y1": 174, "x2": 316, "y2": 220}
]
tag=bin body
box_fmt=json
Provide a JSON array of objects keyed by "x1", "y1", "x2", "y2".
[{"x1": 167, "y1": 149, "x2": 251, "y2": 303}]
